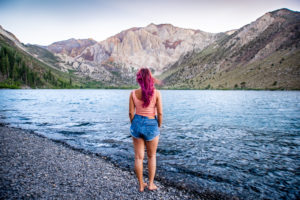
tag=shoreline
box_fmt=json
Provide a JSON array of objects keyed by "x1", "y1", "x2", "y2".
[
  {"x1": 0, "y1": 124, "x2": 234, "y2": 200},
  {"x1": 1, "y1": 88, "x2": 299, "y2": 91}
]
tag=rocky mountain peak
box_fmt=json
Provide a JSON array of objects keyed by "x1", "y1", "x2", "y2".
[
  {"x1": 224, "y1": 29, "x2": 237, "y2": 35},
  {"x1": 0, "y1": 25, "x2": 27, "y2": 52},
  {"x1": 162, "y1": 8, "x2": 300, "y2": 90},
  {"x1": 270, "y1": 8, "x2": 298, "y2": 16},
  {"x1": 46, "y1": 22, "x2": 220, "y2": 77},
  {"x1": 47, "y1": 38, "x2": 97, "y2": 57},
  {"x1": 0, "y1": 25, "x2": 21, "y2": 44},
  {"x1": 42, "y1": 9, "x2": 300, "y2": 83}
]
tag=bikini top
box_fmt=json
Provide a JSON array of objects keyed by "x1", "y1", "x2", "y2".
[{"x1": 132, "y1": 89, "x2": 157, "y2": 117}]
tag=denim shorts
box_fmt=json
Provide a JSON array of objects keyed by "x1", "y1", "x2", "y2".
[{"x1": 130, "y1": 114, "x2": 160, "y2": 141}]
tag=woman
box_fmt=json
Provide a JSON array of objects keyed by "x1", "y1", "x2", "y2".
[{"x1": 129, "y1": 68, "x2": 163, "y2": 192}]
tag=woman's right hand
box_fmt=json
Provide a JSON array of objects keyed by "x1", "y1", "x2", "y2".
[{"x1": 156, "y1": 91, "x2": 163, "y2": 129}]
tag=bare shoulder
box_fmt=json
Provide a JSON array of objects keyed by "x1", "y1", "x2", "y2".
[
  {"x1": 130, "y1": 90, "x2": 134, "y2": 96},
  {"x1": 130, "y1": 90, "x2": 135, "y2": 98},
  {"x1": 155, "y1": 89, "x2": 161, "y2": 98}
]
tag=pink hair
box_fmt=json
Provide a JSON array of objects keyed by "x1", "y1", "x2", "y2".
[{"x1": 136, "y1": 68, "x2": 155, "y2": 107}]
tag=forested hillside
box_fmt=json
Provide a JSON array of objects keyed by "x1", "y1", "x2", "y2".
[
  {"x1": 0, "y1": 41, "x2": 75, "y2": 89},
  {"x1": 0, "y1": 29, "x2": 117, "y2": 89}
]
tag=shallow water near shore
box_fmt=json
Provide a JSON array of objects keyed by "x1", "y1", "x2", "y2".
[{"x1": 0, "y1": 89, "x2": 299, "y2": 199}]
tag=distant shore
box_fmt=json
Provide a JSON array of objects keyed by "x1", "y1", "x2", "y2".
[
  {"x1": 0, "y1": 124, "x2": 220, "y2": 200},
  {"x1": 1, "y1": 86, "x2": 299, "y2": 90}
]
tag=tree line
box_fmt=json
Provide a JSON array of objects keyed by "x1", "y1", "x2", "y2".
[{"x1": 0, "y1": 44, "x2": 73, "y2": 88}]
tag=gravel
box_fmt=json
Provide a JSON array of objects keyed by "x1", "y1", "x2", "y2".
[{"x1": 0, "y1": 124, "x2": 205, "y2": 200}]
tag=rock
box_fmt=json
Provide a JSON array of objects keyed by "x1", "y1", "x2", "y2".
[{"x1": 0, "y1": 125, "x2": 203, "y2": 200}]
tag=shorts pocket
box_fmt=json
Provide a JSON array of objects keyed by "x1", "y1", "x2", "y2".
[
  {"x1": 130, "y1": 122, "x2": 139, "y2": 137},
  {"x1": 131, "y1": 115, "x2": 137, "y2": 123},
  {"x1": 145, "y1": 123, "x2": 159, "y2": 134},
  {"x1": 130, "y1": 120, "x2": 136, "y2": 130},
  {"x1": 144, "y1": 119, "x2": 158, "y2": 126}
]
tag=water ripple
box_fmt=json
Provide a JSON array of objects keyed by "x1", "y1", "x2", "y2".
[{"x1": 0, "y1": 89, "x2": 299, "y2": 199}]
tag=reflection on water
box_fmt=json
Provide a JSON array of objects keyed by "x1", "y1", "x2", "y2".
[{"x1": 0, "y1": 89, "x2": 299, "y2": 199}]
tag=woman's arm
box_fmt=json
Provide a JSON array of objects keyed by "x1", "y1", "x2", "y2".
[
  {"x1": 156, "y1": 91, "x2": 163, "y2": 128},
  {"x1": 129, "y1": 92, "x2": 135, "y2": 123}
]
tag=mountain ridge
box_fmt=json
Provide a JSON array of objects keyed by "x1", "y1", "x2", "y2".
[
  {"x1": 0, "y1": 26, "x2": 113, "y2": 89},
  {"x1": 0, "y1": 8, "x2": 299, "y2": 89},
  {"x1": 44, "y1": 23, "x2": 221, "y2": 77},
  {"x1": 160, "y1": 8, "x2": 300, "y2": 89}
]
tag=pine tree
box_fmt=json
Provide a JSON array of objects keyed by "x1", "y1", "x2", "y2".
[
  {"x1": 47, "y1": 69, "x2": 52, "y2": 82},
  {"x1": 0, "y1": 48, "x2": 5, "y2": 74},
  {"x1": 27, "y1": 71, "x2": 32, "y2": 86},
  {"x1": 25, "y1": 66, "x2": 29, "y2": 85},
  {"x1": 0, "y1": 55, "x2": 5, "y2": 75},
  {"x1": 12, "y1": 62, "x2": 18, "y2": 80},
  {"x1": 21, "y1": 62, "x2": 26, "y2": 83},
  {"x1": 4, "y1": 55, "x2": 10, "y2": 78}
]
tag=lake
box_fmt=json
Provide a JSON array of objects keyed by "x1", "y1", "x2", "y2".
[{"x1": 0, "y1": 89, "x2": 299, "y2": 199}]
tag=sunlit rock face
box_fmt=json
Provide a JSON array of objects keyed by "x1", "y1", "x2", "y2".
[
  {"x1": 46, "y1": 23, "x2": 220, "y2": 80},
  {"x1": 161, "y1": 8, "x2": 300, "y2": 90}
]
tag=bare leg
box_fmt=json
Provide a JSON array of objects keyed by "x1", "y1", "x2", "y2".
[
  {"x1": 145, "y1": 135, "x2": 159, "y2": 190},
  {"x1": 132, "y1": 137, "x2": 147, "y2": 192}
]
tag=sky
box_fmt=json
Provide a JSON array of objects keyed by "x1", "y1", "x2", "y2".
[{"x1": 0, "y1": 0, "x2": 299, "y2": 45}]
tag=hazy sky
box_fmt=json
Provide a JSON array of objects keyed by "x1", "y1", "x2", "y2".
[{"x1": 0, "y1": 0, "x2": 299, "y2": 45}]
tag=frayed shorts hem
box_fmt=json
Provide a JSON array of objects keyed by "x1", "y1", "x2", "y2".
[{"x1": 130, "y1": 114, "x2": 160, "y2": 141}]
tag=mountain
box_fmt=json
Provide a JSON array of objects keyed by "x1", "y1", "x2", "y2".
[
  {"x1": 0, "y1": 26, "x2": 108, "y2": 89},
  {"x1": 44, "y1": 24, "x2": 222, "y2": 84},
  {"x1": 47, "y1": 38, "x2": 97, "y2": 57},
  {"x1": 1, "y1": 8, "x2": 299, "y2": 89},
  {"x1": 160, "y1": 8, "x2": 300, "y2": 90}
]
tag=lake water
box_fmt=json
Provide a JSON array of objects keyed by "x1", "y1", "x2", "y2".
[{"x1": 0, "y1": 89, "x2": 299, "y2": 199}]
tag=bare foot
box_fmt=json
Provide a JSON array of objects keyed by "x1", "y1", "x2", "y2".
[
  {"x1": 148, "y1": 183, "x2": 158, "y2": 191},
  {"x1": 139, "y1": 182, "x2": 148, "y2": 192}
]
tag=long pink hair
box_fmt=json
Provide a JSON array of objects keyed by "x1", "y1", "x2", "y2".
[{"x1": 136, "y1": 68, "x2": 155, "y2": 107}]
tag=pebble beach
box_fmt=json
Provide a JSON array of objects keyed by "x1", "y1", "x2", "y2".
[{"x1": 0, "y1": 124, "x2": 219, "y2": 200}]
